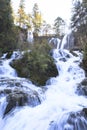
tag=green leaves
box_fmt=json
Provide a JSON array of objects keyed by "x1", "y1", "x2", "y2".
[
  {"x1": 54, "y1": 17, "x2": 65, "y2": 36},
  {"x1": 11, "y1": 41, "x2": 58, "y2": 86},
  {"x1": 0, "y1": 0, "x2": 18, "y2": 53}
]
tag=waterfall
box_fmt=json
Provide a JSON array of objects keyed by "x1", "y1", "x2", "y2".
[
  {"x1": 49, "y1": 31, "x2": 75, "y2": 50},
  {"x1": 0, "y1": 44, "x2": 87, "y2": 130},
  {"x1": 27, "y1": 30, "x2": 33, "y2": 43},
  {"x1": 49, "y1": 38, "x2": 61, "y2": 49},
  {"x1": 61, "y1": 32, "x2": 75, "y2": 49}
]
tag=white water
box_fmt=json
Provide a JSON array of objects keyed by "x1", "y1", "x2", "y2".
[{"x1": 0, "y1": 47, "x2": 87, "y2": 130}]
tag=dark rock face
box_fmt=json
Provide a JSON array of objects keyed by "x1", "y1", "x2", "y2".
[
  {"x1": 82, "y1": 108, "x2": 87, "y2": 115},
  {"x1": 4, "y1": 89, "x2": 41, "y2": 116},
  {"x1": 48, "y1": 110, "x2": 87, "y2": 130},
  {"x1": 0, "y1": 78, "x2": 42, "y2": 116},
  {"x1": 76, "y1": 78, "x2": 87, "y2": 95},
  {"x1": 66, "y1": 111, "x2": 87, "y2": 130},
  {"x1": 4, "y1": 90, "x2": 28, "y2": 115}
]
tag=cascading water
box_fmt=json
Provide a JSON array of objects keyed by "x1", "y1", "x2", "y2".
[
  {"x1": 0, "y1": 41, "x2": 87, "y2": 130},
  {"x1": 61, "y1": 32, "x2": 75, "y2": 49}
]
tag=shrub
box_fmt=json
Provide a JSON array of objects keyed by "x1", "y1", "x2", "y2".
[{"x1": 11, "y1": 41, "x2": 58, "y2": 86}]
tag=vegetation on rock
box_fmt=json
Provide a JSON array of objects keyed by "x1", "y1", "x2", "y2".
[{"x1": 11, "y1": 41, "x2": 58, "y2": 86}]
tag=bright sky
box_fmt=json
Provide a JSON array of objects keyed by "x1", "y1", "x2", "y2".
[{"x1": 11, "y1": 0, "x2": 72, "y2": 25}]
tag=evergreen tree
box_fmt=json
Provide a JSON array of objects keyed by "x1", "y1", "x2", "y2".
[
  {"x1": 26, "y1": 14, "x2": 32, "y2": 30},
  {"x1": 54, "y1": 17, "x2": 65, "y2": 36},
  {"x1": 32, "y1": 3, "x2": 43, "y2": 36},
  {"x1": 0, "y1": 0, "x2": 18, "y2": 53},
  {"x1": 0, "y1": 0, "x2": 13, "y2": 32},
  {"x1": 71, "y1": 0, "x2": 87, "y2": 47},
  {"x1": 71, "y1": 0, "x2": 87, "y2": 72},
  {"x1": 17, "y1": 0, "x2": 27, "y2": 27},
  {"x1": 42, "y1": 22, "x2": 51, "y2": 36}
]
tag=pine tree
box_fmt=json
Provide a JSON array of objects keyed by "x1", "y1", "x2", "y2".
[
  {"x1": 54, "y1": 17, "x2": 65, "y2": 37},
  {"x1": 17, "y1": 0, "x2": 26, "y2": 27},
  {"x1": 0, "y1": 0, "x2": 18, "y2": 53},
  {"x1": 0, "y1": 0, "x2": 13, "y2": 32},
  {"x1": 71, "y1": 0, "x2": 87, "y2": 72},
  {"x1": 32, "y1": 3, "x2": 43, "y2": 36},
  {"x1": 71, "y1": 0, "x2": 87, "y2": 47}
]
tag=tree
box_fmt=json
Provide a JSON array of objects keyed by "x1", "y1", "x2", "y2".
[
  {"x1": 17, "y1": 0, "x2": 27, "y2": 27},
  {"x1": 26, "y1": 14, "x2": 33, "y2": 30},
  {"x1": 42, "y1": 21, "x2": 51, "y2": 36},
  {"x1": 54, "y1": 17, "x2": 66, "y2": 36},
  {"x1": 0, "y1": 0, "x2": 18, "y2": 53},
  {"x1": 0, "y1": 0, "x2": 13, "y2": 32},
  {"x1": 32, "y1": 3, "x2": 43, "y2": 36},
  {"x1": 71, "y1": 0, "x2": 87, "y2": 47},
  {"x1": 71, "y1": 0, "x2": 87, "y2": 73}
]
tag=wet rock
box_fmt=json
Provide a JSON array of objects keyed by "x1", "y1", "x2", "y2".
[
  {"x1": 59, "y1": 58, "x2": 67, "y2": 62},
  {"x1": 48, "y1": 110, "x2": 87, "y2": 130},
  {"x1": 69, "y1": 50, "x2": 78, "y2": 57},
  {"x1": 81, "y1": 78, "x2": 87, "y2": 86},
  {"x1": 66, "y1": 111, "x2": 87, "y2": 130},
  {"x1": 6, "y1": 51, "x2": 13, "y2": 59},
  {"x1": 76, "y1": 78, "x2": 87, "y2": 95},
  {"x1": 82, "y1": 108, "x2": 87, "y2": 115},
  {"x1": 4, "y1": 90, "x2": 28, "y2": 115},
  {"x1": 0, "y1": 89, "x2": 12, "y2": 95},
  {"x1": 4, "y1": 89, "x2": 41, "y2": 116}
]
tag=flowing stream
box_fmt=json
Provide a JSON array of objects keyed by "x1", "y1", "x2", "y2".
[{"x1": 0, "y1": 37, "x2": 87, "y2": 130}]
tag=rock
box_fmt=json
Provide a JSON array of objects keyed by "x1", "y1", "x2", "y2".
[
  {"x1": 0, "y1": 78, "x2": 43, "y2": 117},
  {"x1": 76, "y1": 78, "x2": 87, "y2": 95},
  {"x1": 4, "y1": 88, "x2": 41, "y2": 116},
  {"x1": 4, "y1": 90, "x2": 28, "y2": 115},
  {"x1": 82, "y1": 108, "x2": 87, "y2": 115},
  {"x1": 69, "y1": 50, "x2": 78, "y2": 57},
  {"x1": 66, "y1": 111, "x2": 87, "y2": 130},
  {"x1": 6, "y1": 51, "x2": 13, "y2": 59},
  {"x1": 48, "y1": 110, "x2": 87, "y2": 130},
  {"x1": 81, "y1": 78, "x2": 87, "y2": 86}
]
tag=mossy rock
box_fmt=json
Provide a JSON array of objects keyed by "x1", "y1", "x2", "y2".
[{"x1": 11, "y1": 43, "x2": 58, "y2": 86}]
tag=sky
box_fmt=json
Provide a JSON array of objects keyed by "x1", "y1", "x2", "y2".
[{"x1": 11, "y1": 0, "x2": 72, "y2": 26}]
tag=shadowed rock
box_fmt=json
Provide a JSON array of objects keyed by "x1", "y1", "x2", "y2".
[{"x1": 4, "y1": 89, "x2": 41, "y2": 116}]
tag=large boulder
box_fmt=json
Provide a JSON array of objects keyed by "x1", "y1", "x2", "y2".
[
  {"x1": 4, "y1": 88, "x2": 41, "y2": 116},
  {"x1": 48, "y1": 110, "x2": 87, "y2": 130},
  {"x1": 0, "y1": 78, "x2": 42, "y2": 116},
  {"x1": 10, "y1": 43, "x2": 58, "y2": 86}
]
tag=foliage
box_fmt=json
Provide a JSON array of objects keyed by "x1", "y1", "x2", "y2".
[
  {"x1": 11, "y1": 41, "x2": 58, "y2": 86},
  {"x1": 54, "y1": 17, "x2": 66, "y2": 36},
  {"x1": 17, "y1": 0, "x2": 27, "y2": 27},
  {"x1": 71, "y1": 0, "x2": 87, "y2": 47},
  {"x1": 42, "y1": 22, "x2": 52, "y2": 36},
  {"x1": 15, "y1": 2, "x2": 43, "y2": 36},
  {"x1": 32, "y1": 3, "x2": 43, "y2": 36},
  {"x1": 0, "y1": 0, "x2": 18, "y2": 53},
  {"x1": 71, "y1": 0, "x2": 87, "y2": 74}
]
